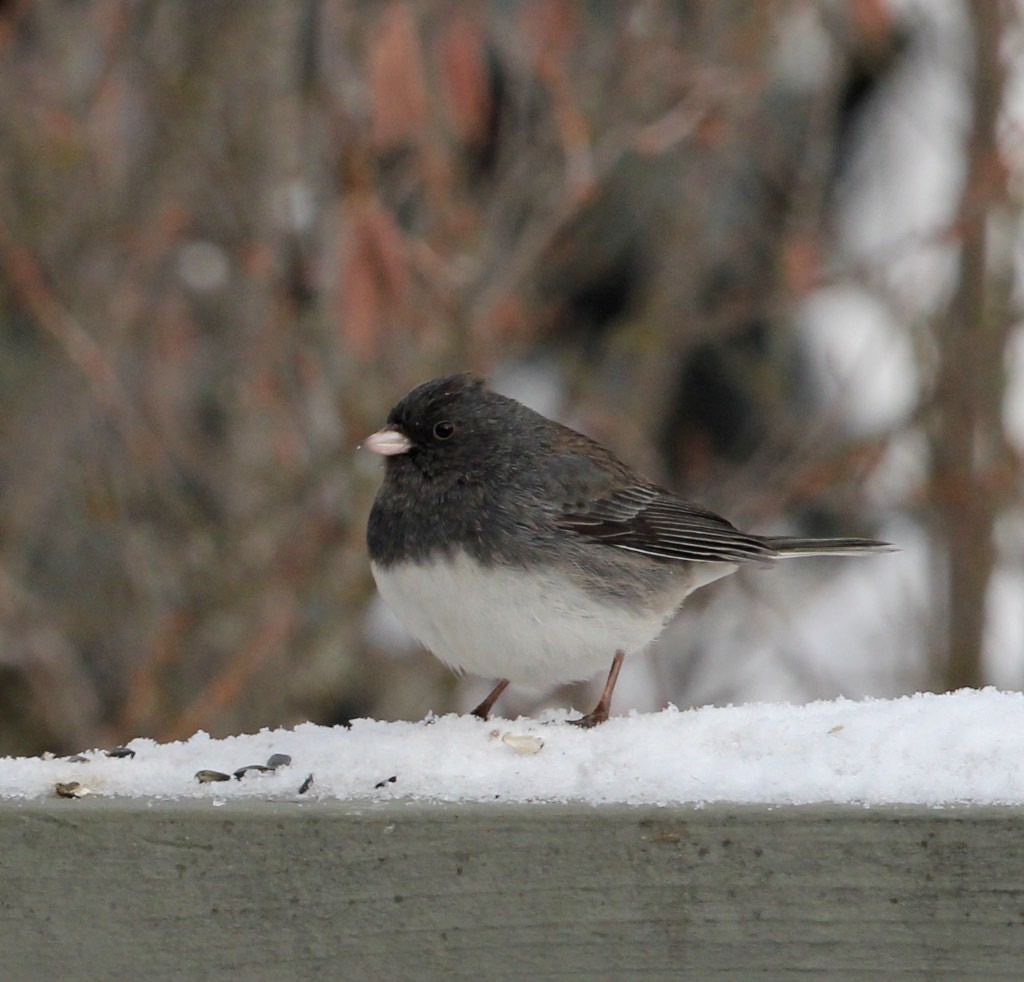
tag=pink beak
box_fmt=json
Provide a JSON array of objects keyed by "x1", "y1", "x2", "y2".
[{"x1": 362, "y1": 426, "x2": 413, "y2": 456}]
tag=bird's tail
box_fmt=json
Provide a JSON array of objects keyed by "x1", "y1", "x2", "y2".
[{"x1": 762, "y1": 536, "x2": 896, "y2": 558}]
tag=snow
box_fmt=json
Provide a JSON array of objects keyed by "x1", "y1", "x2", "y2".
[{"x1": 2, "y1": 688, "x2": 1023, "y2": 807}]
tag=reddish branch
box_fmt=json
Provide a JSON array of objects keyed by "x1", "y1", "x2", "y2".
[{"x1": 930, "y1": 2, "x2": 1014, "y2": 690}]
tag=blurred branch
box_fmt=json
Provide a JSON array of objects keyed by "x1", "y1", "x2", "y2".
[
  {"x1": 929, "y1": 1, "x2": 1014, "y2": 690},
  {"x1": 464, "y1": 93, "x2": 708, "y2": 358},
  {"x1": 159, "y1": 590, "x2": 300, "y2": 743},
  {"x1": 0, "y1": 215, "x2": 183, "y2": 477}
]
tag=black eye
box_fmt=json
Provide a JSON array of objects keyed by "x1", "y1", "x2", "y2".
[{"x1": 433, "y1": 420, "x2": 455, "y2": 440}]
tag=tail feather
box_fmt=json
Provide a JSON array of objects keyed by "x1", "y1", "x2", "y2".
[{"x1": 762, "y1": 535, "x2": 896, "y2": 558}]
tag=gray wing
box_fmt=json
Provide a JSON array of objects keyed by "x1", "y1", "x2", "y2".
[{"x1": 558, "y1": 483, "x2": 777, "y2": 566}]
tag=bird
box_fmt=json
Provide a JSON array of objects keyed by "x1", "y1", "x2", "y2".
[{"x1": 363, "y1": 373, "x2": 894, "y2": 726}]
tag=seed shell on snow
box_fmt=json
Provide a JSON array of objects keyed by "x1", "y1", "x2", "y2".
[
  {"x1": 501, "y1": 732, "x2": 544, "y2": 754},
  {"x1": 55, "y1": 782, "x2": 91, "y2": 798}
]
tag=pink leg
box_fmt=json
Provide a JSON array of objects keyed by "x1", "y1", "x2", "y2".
[
  {"x1": 570, "y1": 650, "x2": 626, "y2": 728},
  {"x1": 470, "y1": 679, "x2": 510, "y2": 720}
]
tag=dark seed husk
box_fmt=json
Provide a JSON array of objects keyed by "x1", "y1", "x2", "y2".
[{"x1": 106, "y1": 746, "x2": 136, "y2": 759}]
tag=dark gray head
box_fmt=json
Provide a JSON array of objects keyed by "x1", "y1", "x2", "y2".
[
  {"x1": 364, "y1": 374, "x2": 568, "y2": 565},
  {"x1": 363, "y1": 374, "x2": 551, "y2": 484}
]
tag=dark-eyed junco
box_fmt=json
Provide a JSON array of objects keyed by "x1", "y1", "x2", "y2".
[{"x1": 364, "y1": 374, "x2": 893, "y2": 725}]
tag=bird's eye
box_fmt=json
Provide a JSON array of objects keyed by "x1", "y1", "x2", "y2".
[{"x1": 433, "y1": 420, "x2": 455, "y2": 440}]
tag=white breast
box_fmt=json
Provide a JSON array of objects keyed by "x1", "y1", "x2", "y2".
[{"x1": 370, "y1": 551, "x2": 734, "y2": 688}]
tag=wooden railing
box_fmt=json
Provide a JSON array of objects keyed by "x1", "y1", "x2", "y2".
[{"x1": 2, "y1": 799, "x2": 1021, "y2": 979}]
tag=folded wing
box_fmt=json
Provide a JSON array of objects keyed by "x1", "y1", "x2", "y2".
[{"x1": 558, "y1": 483, "x2": 778, "y2": 566}]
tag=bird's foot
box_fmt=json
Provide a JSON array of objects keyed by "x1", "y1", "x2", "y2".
[
  {"x1": 567, "y1": 649, "x2": 625, "y2": 728},
  {"x1": 568, "y1": 707, "x2": 610, "y2": 729},
  {"x1": 470, "y1": 678, "x2": 510, "y2": 720}
]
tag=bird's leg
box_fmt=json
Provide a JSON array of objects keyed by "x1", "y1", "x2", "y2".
[
  {"x1": 570, "y1": 650, "x2": 626, "y2": 728},
  {"x1": 470, "y1": 679, "x2": 510, "y2": 720}
]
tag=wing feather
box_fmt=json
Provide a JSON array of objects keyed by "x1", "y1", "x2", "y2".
[{"x1": 558, "y1": 484, "x2": 777, "y2": 566}]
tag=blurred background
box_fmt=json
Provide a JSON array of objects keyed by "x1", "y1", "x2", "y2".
[{"x1": 0, "y1": 0, "x2": 1020, "y2": 755}]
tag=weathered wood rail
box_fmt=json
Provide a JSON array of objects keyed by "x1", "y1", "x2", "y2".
[{"x1": 1, "y1": 800, "x2": 1022, "y2": 979}]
